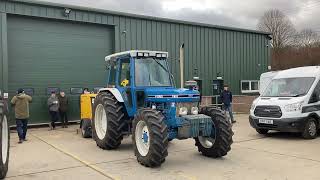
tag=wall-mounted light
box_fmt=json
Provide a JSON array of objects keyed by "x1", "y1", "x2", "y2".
[{"x1": 63, "y1": 8, "x2": 72, "y2": 17}]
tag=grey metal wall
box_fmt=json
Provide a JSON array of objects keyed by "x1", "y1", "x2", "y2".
[
  {"x1": 0, "y1": 12, "x2": 8, "y2": 91},
  {"x1": 0, "y1": 0, "x2": 271, "y2": 95}
]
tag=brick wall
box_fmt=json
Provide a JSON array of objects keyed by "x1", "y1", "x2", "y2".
[{"x1": 201, "y1": 95, "x2": 258, "y2": 113}]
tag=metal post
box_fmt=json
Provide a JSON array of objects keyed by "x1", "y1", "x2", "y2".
[{"x1": 180, "y1": 43, "x2": 185, "y2": 88}]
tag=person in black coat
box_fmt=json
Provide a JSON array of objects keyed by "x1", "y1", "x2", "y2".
[
  {"x1": 58, "y1": 91, "x2": 68, "y2": 128},
  {"x1": 220, "y1": 84, "x2": 236, "y2": 123}
]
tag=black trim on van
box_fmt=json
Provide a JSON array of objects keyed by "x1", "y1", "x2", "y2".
[{"x1": 302, "y1": 105, "x2": 320, "y2": 113}]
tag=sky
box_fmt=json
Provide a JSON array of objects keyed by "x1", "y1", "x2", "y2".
[{"x1": 39, "y1": 0, "x2": 320, "y2": 32}]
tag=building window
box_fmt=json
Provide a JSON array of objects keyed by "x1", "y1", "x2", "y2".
[
  {"x1": 70, "y1": 87, "x2": 83, "y2": 95},
  {"x1": 47, "y1": 87, "x2": 60, "y2": 95},
  {"x1": 23, "y1": 88, "x2": 34, "y2": 96},
  {"x1": 241, "y1": 80, "x2": 259, "y2": 93}
]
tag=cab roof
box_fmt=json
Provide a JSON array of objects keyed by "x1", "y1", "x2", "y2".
[
  {"x1": 105, "y1": 50, "x2": 169, "y2": 62},
  {"x1": 274, "y1": 66, "x2": 320, "y2": 79}
]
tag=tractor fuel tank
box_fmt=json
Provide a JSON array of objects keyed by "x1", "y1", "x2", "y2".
[{"x1": 177, "y1": 114, "x2": 212, "y2": 139}]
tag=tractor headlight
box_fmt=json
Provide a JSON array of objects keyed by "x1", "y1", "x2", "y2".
[
  {"x1": 179, "y1": 107, "x2": 188, "y2": 115},
  {"x1": 176, "y1": 102, "x2": 199, "y2": 115},
  {"x1": 191, "y1": 107, "x2": 199, "y2": 115}
]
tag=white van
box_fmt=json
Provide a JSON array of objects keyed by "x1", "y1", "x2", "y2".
[{"x1": 249, "y1": 66, "x2": 320, "y2": 139}]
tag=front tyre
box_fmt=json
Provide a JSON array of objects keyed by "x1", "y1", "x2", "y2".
[
  {"x1": 92, "y1": 92, "x2": 126, "y2": 149},
  {"x1": 0, "y1": 112, "x2": 9, "y2": 179},
  {"x1": 195, "y1": 107, "x2": 233, "y2": 158},
  {"x1": 132, "y1": 109, "x2": 168, "y2": 167},
  {"x1": 302, "y1": 118, "x2": 318, "y2": 139}
]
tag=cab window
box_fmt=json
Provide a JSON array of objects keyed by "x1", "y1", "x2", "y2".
[
  {"x1": 108, "y1": 65, "x2": 116, "y2": 87},
  {"x1": 118, "y1": 58, "x2": 130, "y2": 87}
]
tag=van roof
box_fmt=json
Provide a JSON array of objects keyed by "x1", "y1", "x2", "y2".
[{"x1": 274, "y1": 66, "x2": 320, "y2": 79}]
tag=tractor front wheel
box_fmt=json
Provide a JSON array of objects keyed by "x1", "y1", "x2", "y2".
[
  {"x1": 0, "y1": 109, "x2": 9, "y2": 179},
  {"x1": 132, "y1": 109, "x2": 168, "y2": 167},
  {"x1": 195, "y1": 107, "x2": 233, "y2": 158},
  {"x1": 92, "y1": 92, "x2": 126, "y2": 149}
]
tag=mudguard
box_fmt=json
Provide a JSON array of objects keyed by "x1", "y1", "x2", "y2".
[{"x1": 98, "y1": 88, "x2": 124, "y2": 102}]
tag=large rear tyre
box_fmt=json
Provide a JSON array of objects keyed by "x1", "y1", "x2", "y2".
[
  {"x1": 132, "y1": 109, "x2": 168, "y2": 167},
  {"x1": 92, "y1": 92, "x2": 126, "y2": 149},
  {"x1": 81, "y1": 119, "x2": 92, "y2": 138},
  {"x1": 0, "y1": 111, "x2": 9, "y2": 179},
  {"x1": 195, "y1": 107, "x2": 233, "y2": 158}
]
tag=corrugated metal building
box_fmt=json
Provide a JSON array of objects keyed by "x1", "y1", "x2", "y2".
[{"x1": 0, "y1": 0, "x2": 270, "y2": 124}]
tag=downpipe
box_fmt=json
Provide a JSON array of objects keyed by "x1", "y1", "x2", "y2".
[{"x1": 180, "y1": 43, "x2": 185, "y2": 88}]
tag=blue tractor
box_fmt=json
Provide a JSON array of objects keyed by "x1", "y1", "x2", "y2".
[{"x1": 92, "y1": 50, "x2": 233, "y2": 167}]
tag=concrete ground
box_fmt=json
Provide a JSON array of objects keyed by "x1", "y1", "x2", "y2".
[{"x1": 6, "y1": 114, "x2": 320, "y2": 180}]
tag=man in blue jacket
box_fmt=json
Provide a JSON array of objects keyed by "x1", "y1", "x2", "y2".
[{"x1": 220, "y1": 84, "x2": 236, "y2": 123}]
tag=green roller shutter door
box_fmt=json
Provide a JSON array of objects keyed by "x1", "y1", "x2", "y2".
[{"x1": 7, "y1": 15, "x2": 114, "y2": 125}]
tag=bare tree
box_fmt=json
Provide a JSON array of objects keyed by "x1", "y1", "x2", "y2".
[
  {"x1": 257, "y1": 9, "x2": 296, "y2": 49},
  {"x1": 297, "y1": 29, "x2": 319, "y2": 47},
  {"x1": 257, "y1": 9, "x2": 297, "y2": 70}
]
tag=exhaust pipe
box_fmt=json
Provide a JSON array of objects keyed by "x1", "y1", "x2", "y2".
[{"x1": 180, "y1": 43, "x2": 185, "y2": 88}]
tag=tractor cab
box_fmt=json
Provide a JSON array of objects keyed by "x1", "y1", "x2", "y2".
[
  {"x1": 103, "y1": 50, "x2": 201, "y2": 116},
  {"x1": 92, "y1": 50, "x2": 233, "y2": 167}
]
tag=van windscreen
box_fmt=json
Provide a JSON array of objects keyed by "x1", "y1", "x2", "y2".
[{"x1": 261, "y1": 77, "x2": 315, "y2": 97}]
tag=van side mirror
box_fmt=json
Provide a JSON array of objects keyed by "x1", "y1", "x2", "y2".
[{"x1": 309, "y1": 92, "x2": 320, "y2": 103}]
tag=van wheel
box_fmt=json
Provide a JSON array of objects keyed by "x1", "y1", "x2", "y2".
[
  {"x1": 302, "y1": 118, "x2": 318, "y2": 139},
  {"x1": 256, "y1": 129, "x2": 269, "y2": 135}
]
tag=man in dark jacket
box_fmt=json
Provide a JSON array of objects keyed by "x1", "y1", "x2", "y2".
[
  {"x1": 58, "y1": 91, "x2": 68, "y2": 128},
  {"x1": 47, "y1": 91, "x2": 59, "y2": 130},
  {"x1": 220, "y1": 84, "x2": 236, "y2": 123},
  {"x1": 11, "y1": 88, "x2": 32, "y2": 143}
]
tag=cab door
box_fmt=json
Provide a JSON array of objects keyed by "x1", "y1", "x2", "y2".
[{"x1": 116, "y1": 57, "x2": 135, "y2": 116}]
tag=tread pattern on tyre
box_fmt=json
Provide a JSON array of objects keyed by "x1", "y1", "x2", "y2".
[
  {"x1": 0, "y1": 103, "x2": 9, "y2": 179},
  {"x1": 132, "y1": 108, "x2": 168, "y2": 167},
  {"x1": 92, "y1": 92, "x2": 126, "y2": 149},
  {"x1": 195, "y1": 107, "x2": 233, "y2": 158},
  {"x1": 302, "y1": 118, "x2": 318, "y2": 139}
]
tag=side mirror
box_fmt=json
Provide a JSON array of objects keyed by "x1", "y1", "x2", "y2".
[{"x1": 310, "y1": 92, "x2": 320, "y2": 103}]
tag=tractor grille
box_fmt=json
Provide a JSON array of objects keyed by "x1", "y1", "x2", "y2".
[
  {"x1": 254, "y1": 105, "x2": 282, "y2": 118},
  {"x1": 180, "y1": 114, "x2": 212, "y2": 138},
  {"x1": 257, "y1": 123, "x2": 278, "y2": 129}
]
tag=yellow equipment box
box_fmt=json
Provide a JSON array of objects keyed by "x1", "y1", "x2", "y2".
[
  {"x1": 80, "y1": 93, "x2": 97, "y2": 120},
  {"x1": 80, "y1": 93, "x2": 97, "y2": 138}
]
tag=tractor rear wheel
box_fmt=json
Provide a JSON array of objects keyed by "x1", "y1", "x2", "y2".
[
  {"x1": 132, "y1": 109, "x2": 168, "y2": 167},
  {"x1": 0, "y1": 106, "x2": 9, "y2": 179},
  {"x1": 195, "y1": 107, "x2": 233, "y2": 158},
  {"x1": 92, "y1": 92, "x2": 126, "y2": 149}
]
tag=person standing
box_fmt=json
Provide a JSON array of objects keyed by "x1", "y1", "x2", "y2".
[
  {"x1": 47, "y1": 91, "x2": 59, "y2": 130},
  {"x1": 11, "y1": 88, "x2": 32, "y2": 144},
  {"x1": 58, "y1": 91, "x2": 68, "y2": 128},
  {"x1": 220, "y1": 84, "x2": 236, "y2": 123}
]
